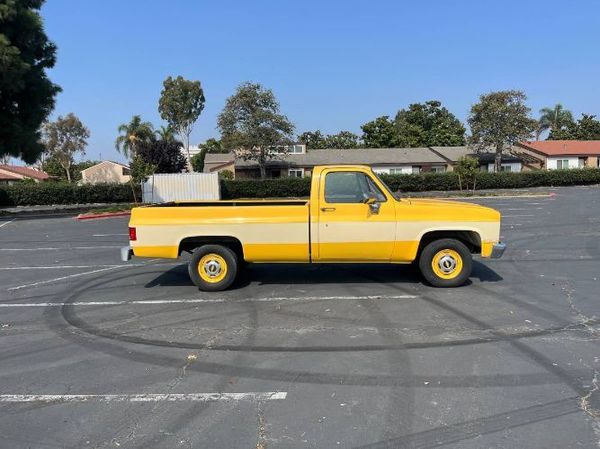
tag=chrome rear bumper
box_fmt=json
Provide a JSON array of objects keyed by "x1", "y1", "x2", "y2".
[
  {"x1": 490, "y1": 243, "x2": 506, "y2": 259},
  {"x1": 121, "y1": 246, "x2": 133, "y2": 262}
]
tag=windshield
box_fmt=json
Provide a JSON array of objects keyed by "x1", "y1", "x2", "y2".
[{"x1": 371, "y1": 170, "x2": 401, "y2": 200}]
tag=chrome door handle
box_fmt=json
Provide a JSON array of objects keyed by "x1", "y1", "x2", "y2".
[{"x1": 320, "y1": 207, "x2": 336, "y2": 212}]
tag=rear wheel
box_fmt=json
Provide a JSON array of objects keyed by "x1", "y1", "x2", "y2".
[
  {"x1": 188, "y1": 245, "x2": 238, "y2": 291},
  {"x1": 418, "y1": 238, "x2": 472, "y2": 287}
]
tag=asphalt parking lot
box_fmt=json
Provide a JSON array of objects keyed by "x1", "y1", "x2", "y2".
[{"x1": 1, "y1": 185, "x2": 599, "y2": 449}]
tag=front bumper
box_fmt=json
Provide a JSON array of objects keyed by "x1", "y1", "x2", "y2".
[
  {"x1": 490, "y1": 242, "x2": 506, "y2": 259},
  {"x1": 121, "y1": 246, "x2": 133, "y2": 262}
]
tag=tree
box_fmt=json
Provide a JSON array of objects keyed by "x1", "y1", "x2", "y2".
[
  {"x1": 548, "y1": 114, "x2": 600, "y2": 140},
  {"x1": 361, "y1": 116, "x2": 400, "y2": 148},
  {"x1": 454, "y1": 156, "x2": 479, "y2": 192},
  {"x1": 115, "y1": 115, "x2": 154, "y2": 159},
  {"x1": 158, "y1": 76, "x2": 205, "y2": 162},
  {"x1": 129, "y1": 155, "x2": 156, "y2": 203},
  {"x1": 298, "y1": 130, "x2": 361, "y2": 149},
  {"x1": 42, "y1": 156, "x2": 97, "y2": 182},
  {"x1": 394, "y1": 100, "x2": 466, "y2": 147},
  {"x1": 155, "y1": 125, "x2": 176, "y2": 142},
  {"x1": 137, "y1": 138, "x2": 187, "y2": 173},
  {"x1": 190, "y1": 150, "x2": 206, "y2": 173},
  {"x1": 468, "y1": 90, "x2": 537, "y2": 172},
  {"x1": 0, "y1": 0, "x2": 61, "y2": 164},
  {"x1": 41, "y1": 113, "x2": 90, "y2": 183},
  {"x1": 325, "y1": 131, "x2": 361, "y2": 149},
  {"x1": 298, "y1": 130, "x2": 328, "y2": 149},
  {"x1": 217, "y1": 82, "x2": 294, "y2": 178},
  {"x1": 536, "y1": 104, "x2": 574, "y2": 140},
  {"x1": 190, "y1": 138, "x2": 227, "y2": 173},
  {"x1": 201, "y1": 137, "x2": 228, "y2": 153}
]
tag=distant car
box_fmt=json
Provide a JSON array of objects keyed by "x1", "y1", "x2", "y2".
[{"x1": 122, "y1": 165, "x2": 505, "y2": 291}]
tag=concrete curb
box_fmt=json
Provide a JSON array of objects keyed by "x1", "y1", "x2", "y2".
[{"x1": 76, "y1": 211, "x2": 131, "y2": 220}]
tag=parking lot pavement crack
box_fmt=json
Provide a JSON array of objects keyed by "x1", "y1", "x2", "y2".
[
  {"x1": 560, "y1": 282, "x2": 599, "y2": 339},
  {"x1": 579, "y1": 370, "x2": 600, "y2": 445},
  {"x1": 256, "y1": 406, "x2": 268, "y2": 449}
]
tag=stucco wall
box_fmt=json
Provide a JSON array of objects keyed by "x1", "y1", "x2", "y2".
[
  {"x1": 547, "y1": 157, "x2": 579, "y2": 170},
  {"x1": 81, "y1": 163, "x2": 130, "y2": 184}
]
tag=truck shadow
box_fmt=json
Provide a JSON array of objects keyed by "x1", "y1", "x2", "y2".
[{"x1": 144, "y1": 260, "x2": 502, "y2": 289}]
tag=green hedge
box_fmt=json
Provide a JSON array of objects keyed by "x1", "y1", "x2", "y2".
[
  {"x1": 221, "y1": 168, "x2": 600, "y2": 199},
  {"x1": 221, "y1": 177, "x2": 311, "y2": 199},
  {"x1": 2, "y1": 169, "x2": 599, "y2": 206},
  {"x1": 0, "y1": 183, "x2": 137, "y2": 207}
]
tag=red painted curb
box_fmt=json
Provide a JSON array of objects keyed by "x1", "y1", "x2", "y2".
[{"x1": 76, "y1": 211, "x2": 131, "y2": 220}]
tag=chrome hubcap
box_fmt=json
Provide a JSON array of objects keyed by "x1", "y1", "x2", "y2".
[
  {"x1": 437, "y1": 255, "x2": 457, "y2": 274},
  {"x1": 203, "y1": 259, "x2": 222, "y2": 278}
]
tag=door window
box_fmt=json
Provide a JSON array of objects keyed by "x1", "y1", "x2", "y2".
[{"x1": 324, "y1": 172, "x2": 386, "y2": 204}]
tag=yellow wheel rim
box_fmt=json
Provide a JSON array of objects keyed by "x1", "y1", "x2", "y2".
[
  {"x1": 198, "y1": 253, "x2": 228, "y2": 283},
  {"x1": 431, "y1": 249, "x2": 463, "y2": 280}
]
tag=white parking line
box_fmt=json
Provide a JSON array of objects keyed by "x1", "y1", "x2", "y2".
[
  {"x1": 7, "y1": 266, "x2": 124, "y2": 291},
  {"x1": 0, "y1": 218, "x2": 16, "y2": 229},
  {"x1": 0, "y1": 246, "x2": 122, "y2": 251},
  {"x1": 92, "y1": 234, "x2": 128, "y2": 237},
  {"x1": 0, "y1": 294, "x2": 418, "y2": 307},
  {"x1": 502, "y1": 215, "x2": 535, "y2": 218},
  {"x1": 0, "y1": 392, "x2": 287, "y2": 403},
  {"x1": 0, "y1": 264, "x2": 146, "y2": 271}
]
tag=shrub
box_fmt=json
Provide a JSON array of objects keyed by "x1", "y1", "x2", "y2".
[
  {"x1": 220, "y1": 177, "x2": 311, "y2": 199},
  {"x1": 218, "y1": 170, "x2": 234, "y2": 180},
  {"x1": 0, "y1": 183, "x2": 137, "y2": 207},
  {"x1": 220, "y1": 168, "x2": 600, "y2": 199}
]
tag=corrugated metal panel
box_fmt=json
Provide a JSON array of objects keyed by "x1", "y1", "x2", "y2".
[{"x1": 142, "y1": 173, "x2": 220, "y2": 203}]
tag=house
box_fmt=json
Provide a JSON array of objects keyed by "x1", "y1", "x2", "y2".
[
  {"x1": 80, "y1": 161, "x2": 131, "y2": 185},
  {"x1": 429, "y1": 146, "x2": 529, "y2": 172},
  {"x1": 203, "y1": 145, "x2": 449, "y2": 178},
  {"x1": 516, "y1": 140, "x2": 600, "y2": 169},
  {"x1": 0, "y1": 165, "x2": 50, "y2": 185}
]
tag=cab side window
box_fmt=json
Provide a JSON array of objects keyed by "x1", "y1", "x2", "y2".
[{"x1": 324, "y1": 172, "x2": 387, "y2": 203}]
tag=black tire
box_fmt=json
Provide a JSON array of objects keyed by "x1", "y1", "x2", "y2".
[
  {"x1": 188, "y1": 245, "x2": 238, "y2": 291},
  {"x1": 418, "y1": 238, "x2": 472, "y2": 287}
]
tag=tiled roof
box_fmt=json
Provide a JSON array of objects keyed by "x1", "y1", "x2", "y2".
[
  {"x1": 80, "y1": 161, "x2": 130, "y2": 173},
  {"x1": 430, "y1": 146, "x2": 523, "y2": 163},
  {"x1": 0, "y1": 171, "x2": 21, "y2": 181},
  {"x1": 229, "y1": 148, "x2": 447, "y2": 168},
  {"x1": 0, "y1": 165, "x2": 49, "y2": 180},
  {"x1": 518, "y1": 140, "x2": 600, "y2": 156}
]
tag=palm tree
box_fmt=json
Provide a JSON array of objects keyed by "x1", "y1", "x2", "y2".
[
  {"x1": 115, "y1": 115, "x2": 154, "y2": 159},
  {"x1": 536, "y1": 104, "x2": 574, "y2": 140},
  {"x1": 155, "y1": 125, "x2": 176, "y2": 142}
]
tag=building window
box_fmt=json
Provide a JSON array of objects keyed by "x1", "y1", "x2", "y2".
[
  {"x1": 288, "y1": 168, "x2": 304, "y2": 178},
  {"x1": 500, "y1": 164, "x2": 512, "y2": 172},
  {"x1": 431, "y1": 166, "x2": 446, "y2": 173},
  {"x1": 122, "y1": 167, "x2": 131, "y2": 176},
  {"x1": 273, "y1": 144, "x2": 306, "y2": 154},
  {"x1": 556, "y1": 159, "x2": 569, "y2": 169},
  {"x1": 412, "y1": 166, "x2": 421, "y2": 174},
  {"x1": 288, "y1": 144, "x2": 305, "y2": 154}
]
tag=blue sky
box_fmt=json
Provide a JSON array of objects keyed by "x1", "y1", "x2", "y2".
[{"x1": 42, "y1": 0, "x2": 600, "y2": 163}]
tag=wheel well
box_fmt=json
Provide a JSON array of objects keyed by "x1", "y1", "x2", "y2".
[
  {"x1": 418, "y1": 230, "x2": 481, "y2": 255},
  {"x1": 179, "y1": 236, "x2": 244, "y2": 261}
]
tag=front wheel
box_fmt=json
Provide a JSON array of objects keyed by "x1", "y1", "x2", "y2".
[
  {"x1": 418, "y1": 238, "x2": 472, "y2": 287},
  {"x1": 188, "y1": 245, "x2": 238, "y2": 291}
]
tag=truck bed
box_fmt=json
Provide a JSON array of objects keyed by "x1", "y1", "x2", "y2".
[{"x1": 129, "y1": 201, "x2": 311, "y2": 262}]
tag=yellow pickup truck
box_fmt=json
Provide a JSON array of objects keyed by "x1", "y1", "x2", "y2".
[{"x1": 122, "y1": 165, "x2": 505, "y2": 291}]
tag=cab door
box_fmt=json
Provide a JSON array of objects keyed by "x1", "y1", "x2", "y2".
[{"x1": 315, "y1": 169, "x2": 396, "y2": 261}]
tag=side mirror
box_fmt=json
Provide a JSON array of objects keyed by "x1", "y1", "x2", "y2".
[{"x1": 365, "y1": 196, "x2": 380, "y2": 214}]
